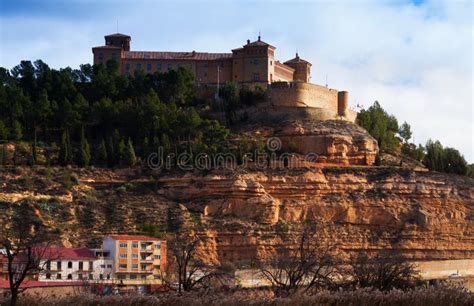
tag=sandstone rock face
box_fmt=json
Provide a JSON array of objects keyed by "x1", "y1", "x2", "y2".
[
  {"x1": 238, "y1": 120, "x2": 378, "y2": 166},
  {"x1": 159, "y1": 168, "x2": 474, "y2": 263}
]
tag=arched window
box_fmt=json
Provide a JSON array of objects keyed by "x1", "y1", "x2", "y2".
[
  {"x1": 67, "y1": 274, "x2": 72, "y2": 280},
  {"x1": 68, "y1": 261, "x2": 72, "y2": 268}
]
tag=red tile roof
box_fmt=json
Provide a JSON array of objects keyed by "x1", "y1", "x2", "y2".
[
  {"x1": 40, "y1": 247, "x2": 95, "y2": 260},
  {"x1": 123, "y1": 51, "x2": 232, "y2": 61},
  {"x1": 284, "y1": 53, "x2": 312, "y2": 66},
  {"x1": 0, "y1": 279, "x2": 85, "y2": 289},
  {"x1": 92, "y1": 45, "x2": 122, "y2": 50},
  {"x1": 107, "y1": 234, "x2": 163, "y2": 241},
  {"x1": 105, "y1": 33, "x2": 131, "y2": 38}
]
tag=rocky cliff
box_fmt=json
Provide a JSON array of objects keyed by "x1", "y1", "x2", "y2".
[{"x1": 1, "y1": 166, "x2": 472, "y2": 265}]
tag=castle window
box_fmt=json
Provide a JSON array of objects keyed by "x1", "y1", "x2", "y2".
[
  {"x1": 111, "y1": 53, "x2": 117, "y2": 60},
  {"x1": 98, "y1": 52, "x2": 104, "y2": 60},
  {"x1": 147, "y1": 63, "x2": 152, "y2": 71},
  {"x1": 253, "y1": 73, "x2": 260, "y2": 81},
  {"x1": 136, "y1": 63, "x2": 142, "y2": 70},
  {"x1": 157, "y1": 63, "x2": 161, "y2": 71},
  {"x1": 57, "y1": 273, "x2": 61, "y2": 280},
  {"x1": 125, "y1": 63, "x2": 130, "y2": 70},
  {"x1": 270, "y1": 61, "x2": 273, "y2": 66},
  {"x1": 167, "y1": 64, "x2": 172, "y2": 71}
]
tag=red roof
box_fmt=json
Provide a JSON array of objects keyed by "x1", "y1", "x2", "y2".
[
  {"x1": 0, "y1": 279, "x2": 85, "y2": 289},
  {"x1": 122, "y1": 51, "x2": 232, "y2": 61},
  {"x1": 284, "y1": 53, "x2": 312, "y2": 66},
  {"x1": 40, "y1": 247, "x2": 95, "y2": 260},
  {"x1": 107, "y1": 234, "x2": 163, "y2": 242}
]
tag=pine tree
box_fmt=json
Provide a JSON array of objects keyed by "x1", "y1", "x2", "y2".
[
  {"x1": 97, "y1": 138, "x2": 108, "y2": 165},
  {"x1": 123, "y1": 138, "x2": 137, "y2": 166},
  {"x1": 59, "y1": 129, "x2": 73, "y2": 166},
  {"x1": 76, "y1": 127, "x2": 91, "y2": 167},
  {"x1": 142, "y1": 136, "x2": 150, "y2": 160},
  {"x1": 10, "y1": 120, "x2": 23, "y2": 141},
  {"x1": 117, "y1": 139, "x2": 126, "y2": 165},
  {"x1": 106, "y1": 135, "x2": 115, "y2": 167},
  {"x1": 0, "y1": 120, "x2": 8, "y2": 140}
]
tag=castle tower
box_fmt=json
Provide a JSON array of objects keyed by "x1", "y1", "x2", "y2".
[
  {"x1": 104, "y1": 33, "x2": 131, "y2": 51},
  {"x1": 284, "y1": 53, "x2": 311, "y2": 83}
]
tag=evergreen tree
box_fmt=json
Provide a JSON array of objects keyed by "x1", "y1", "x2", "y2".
[
  {"x1": 398, "y1": 121, "x2": 412, "y2": 143},
  {"x1": 117, "y1": 139, "x2": 126, "y2": 165},
  {"x1": 0, "y1": 145, "x2": 6, "y2": 165},
  {"x1": 142, "y1": 136, "x2": 150, "y2": 160},
  {"x1": 123, "y1": 138, "x2": 136, "y2": 166},
  {"x1": 59, "y1": 129, "x2": 73, "y2": 166},
  {"x1": 0, "y1": 119, "x2": 8, "y2": 140},
  {"x1": 10, "y1": 120, "x2": 22, "y2": 141},
  {"x1": 96, "y1": 138, "x2": 108, "y2": 165},
  {"x1": 76, "y1": 127, "x2": 91, "y2": 167},
  {"x1": 106, "y1": 135, "x2": 115, "y2": 167}
]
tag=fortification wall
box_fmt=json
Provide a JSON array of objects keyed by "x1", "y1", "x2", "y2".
[
  {"x1": 268, "y1": 82, "x2": 338, "y2": 110},
  {"x1": 267, "y1": 82, "x2": 355, "y2": 122}
]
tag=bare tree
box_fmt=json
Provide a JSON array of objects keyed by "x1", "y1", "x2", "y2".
[
  {"x1": 0, "y1": 200, "x2": 58, "y2": 306},
  {"x1": 259, "y1": 223, "x2": 340, "y2": 296},
  {"x1": 169, "y1": 232, "x2": 232, "y2": 293},
  {"x1": 343, "y1": 251, "x2": 420, "y2": 291}
]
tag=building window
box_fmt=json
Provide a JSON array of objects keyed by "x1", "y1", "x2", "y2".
[
  {"x1": 147, "y1": 63, "x2": 152, "y2": 71},
  {"x1": 154, "y1": 275, "x2": 161, "y2": 280},
  {"x1": 89, "y1": 274, "x2": 93, "y2": 280},
  {"x1": 155, "y1": 243, "x2": 161, "y2": 249},
  {"x1": 57, "y1": 273, "x2": 61, "y2": 280},
  {"x1": 67, "y1": 274, "x2": 72, "y2": 280},
  {"x1": 112, "y1": 53, "x2": 117, "y2": 60},
  {"x1": 100, "y1": 264, "x2": 105, "y2": 269},
  {"x1": 132, "y1": 242, "x2": 138, "y2": 248},
  {"x1": 78, "y1": 262, "x2": 83, "y2": 271},
  {"x1": 167, "y1": 64, "x2": 172, "y2": 71},
  {"x1": 141, "y1": 264, "x2": 147, "y2": 271},
  {"x1": 155, "y1": 265, "x2": 160, "y2": 270},
  {"x1": 100, "y1": 274, "x2": 103, "y2": 280},
  {"x1": 154, "y1": 255, "x2": 160, "y2": 259},
  {"x1": 141, "y1": 243, "x2": 147, "y2": 250},
  {"x1": 78, "y1": 273, "x2": 83, "y2": 280},
  {"x1": 132, "y1": 264, "x2": 138, "y2": 270},
  {"x1": 141, "y1": 275, "x2": 146, "y2": 279},
  {"x1": 46, "y1": 261, "x2": 51, "y2": 270},
  {"x1": 130, "y1": 274, "x2": 137, "y2": 280},
  {"x1": 120, "y1": 254, "x2": 127, "y2": 259},
  {"x1": 253, "y1": 73, "x2": 260, "y2": 81},
  {"x1": 107, "y1": 264, "x2": 112, "y2": 269},
  {"x1": 98, "y1": 52, "x2": 104, "y2": 60},
  {"x1": 45, "y1": 273, "x2": 51, "y2": 279},
  {"x1": 117, "y1": 274, "x2": 126, "y2": 280},
  {"x1": 107, "y1": 274, "x2": 110, "y2": 280},
  {"x1": 125, "y1": 63, "x2": 130, "y2": 70},
  {"x1": 89, "y1": 261, "x2": 93, "y2": 270},
  {"x1": 157, "y1": 64, "x2": 161, "y2": 71},
  {"x1": 204, "y1": 62, "x2": 208, "y2": 68},
  {"x1": 132, "y1": 254, "x2": 138, "y2": 259},
  {"x1": 119, "y1": 242, "x2": 127, "y2": 248},
  {"x1": 136, "y1": 63, "x2": 142, "y2": 70},
  {"x1": 270, "y1": 61, "x2": 273, "y2": 66},
  {"x1": 68, "y1": 261, "x2": 72, "y2": 269},
  {"x1": 119, "y1": 264, "x2": 127, "y2": 269},
  {"x1": 141, "y1": 254, "x2": 147, "y2": 260},
  {"x1": 57, "y1": 261, "x2": 62, "y2": 270}
]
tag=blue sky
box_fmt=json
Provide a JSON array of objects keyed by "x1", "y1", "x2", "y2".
[{"x1": 0, "y1": 0, "x2": 472, "y2": 161}]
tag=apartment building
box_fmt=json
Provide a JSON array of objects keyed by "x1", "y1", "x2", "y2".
[
  {"x1": 102, "y1": 235, "x2": 166, "y2": 285},
  {"x1": 38, "y1": 247, "x2": 114, "y2": 282}
]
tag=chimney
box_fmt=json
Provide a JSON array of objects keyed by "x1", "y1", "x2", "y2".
[
  {"x1": 258, "y1": 35, "x2": 261, "y2": 41},
  {"x1": 247, "y1": 39, "x2": 250, "y2": 44}
]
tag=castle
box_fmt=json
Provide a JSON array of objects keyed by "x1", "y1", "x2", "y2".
[{"x1": 92, "y1": 33, "x2": 355, "y2": 121}]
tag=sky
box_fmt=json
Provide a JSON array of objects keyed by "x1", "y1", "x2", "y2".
[{"x1": 0, "y1": 0, "x2": 472, "y2": 161}]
